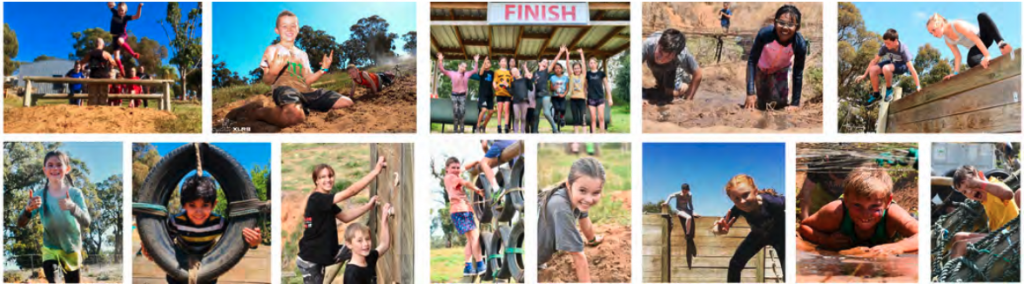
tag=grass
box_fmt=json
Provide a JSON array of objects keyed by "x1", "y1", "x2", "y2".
[
  {"x1": 537, "y1": 143, "x2": 631, "y2": 225},
  {"x1": 4, "y1": 96, "x2": 202, "y2": 133},
  {"x1": 431, "y1": 104, "x2": 630, "y2": 133},
  {"x1": 431, "y1": 247, "x2": 469, "y2": 283}
]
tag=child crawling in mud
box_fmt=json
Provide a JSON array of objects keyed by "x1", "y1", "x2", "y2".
[
  {"x1": 745, "y1": 4, "x2": 808, "y2": 112},
  {"x1": 946, "y1": 165, "x2": 1020, "y2": 259},
  {"x1": 538, "y1": 157, "x2": 606, "y2": 282},
  {"x1": 711, "y1": 174, "x2": 786, "y2": 282},
  {"x1": 798, "y1": 163, "x2": 919, "y2": 258}
]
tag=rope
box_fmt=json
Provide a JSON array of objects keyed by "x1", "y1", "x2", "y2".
[
  {"x1": 132, "y1": 203, "x2": 168, "y2": 217},
  {"x1": 194, "y1": 143, "x2": 202, "y2": 177},
  {"x1": 229, "y1": 199, "x2": 269, "y2": 218},
  {"x1": 188, "y1": 257, "x2": 201, "y2": 284}
]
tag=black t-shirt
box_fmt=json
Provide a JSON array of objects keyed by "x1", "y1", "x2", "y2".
[
  {"x1": 534, "y1": 70, "x2": 551, "y2": 97},
  {"x1": 728, "y1": 193, "x2": 786, "y2": 236},
  {"x1": 343, "y1": 249, "x2": 379, "y2": 284},
  {"x1": 297, "y1": 192, "x2": 342, "y2": 264},
  {"x1": 585, "y1": 71, "x2": 606, "y2": 100},
  {"x1": 473, "y1": 70, "x2": 495, "y2": 98},
  {"x1": 110, "y1": 8, "x2": 134, "y2": 35}
]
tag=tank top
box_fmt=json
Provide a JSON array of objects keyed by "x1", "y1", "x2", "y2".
[
  {"x1": 944, "y1": 20, "x2": 980, "y2": 49},
  {"x1": 839, "y1": 199, "x2": 895, "y2": 247},
  {"x1": 757, "y1": 41, "x2": 795, "y2": 74},
  {"x1": 88, "y1": 50, "x2": 111, "y2": 79}
]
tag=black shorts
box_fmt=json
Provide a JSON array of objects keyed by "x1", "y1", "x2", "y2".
[
  {"x1": 877, "y1": 60, "x2": 909, "y2": 75},
  {"x1": 112, "y1": 33, "x2": 127, "y2": 50},
  {"x1": 587, "y1": 97, "x2": 605, "y2": 107},
  {"x1": 272, "y1": 86, "x2": 349, "y2": 114},
  {"x1": 478, "y1": 93, "x2": 494, "y2": 110},
  {"x1": 496, "y1": 96, "x2": 512, "y2": 103}
]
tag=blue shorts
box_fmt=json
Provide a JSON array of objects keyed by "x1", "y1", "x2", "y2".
[
  {"x1": 877, "y1": 60, "x2": 909, "y2": 75},
  {"x1": 451, "y1": 212, "x2": 477, "y2": 235},
  {"x1": 484, "y1": 144, "x2": 506, "y2": 159}
]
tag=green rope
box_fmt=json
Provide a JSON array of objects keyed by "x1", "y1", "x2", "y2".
[{"x1": 505, "y1": 247, "x2": 524, "y2": 254}]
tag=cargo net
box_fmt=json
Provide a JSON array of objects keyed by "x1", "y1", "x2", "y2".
[{"x1": 932, "y1": 201, "x2": 1020, "y2": 282}]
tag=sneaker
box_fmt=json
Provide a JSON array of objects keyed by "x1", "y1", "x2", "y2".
[
  {"x1": 463, "y1": 263, "x2": 476, "y2": 276},
  {"x1": 497, "y1": 127, "x2": 503, "y2": 134},
  {"x1": 865, "y1": 92, "x2": 880, "y2": 105},
  {"x1": 476, "y1": 261, "x2": 487, "y2": 275},
  {"x1": 884, "y1": 88, "x2": 894, "y2": 102}
]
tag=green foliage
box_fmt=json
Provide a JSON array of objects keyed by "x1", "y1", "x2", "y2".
[
  {"x1": 4, "y1": 23, "x2": 19, "y2": 76},
  {"x1": 348, "y1": 15, "x2": 399, "y2": 66},
  {"x1": 160, "y1": 2, "x2": 203, "y2": 102},
  {"x1": 612, "y1": 52, "x2": 630, "y2": 110},
  {"x1": 212, "y1": 54, "x2": 247, "y2": 88},
  {"x1": 401, "y1": 31, "x2": 416, "y2": 56},
  {"x1": 32, "y1": 55, "x2": 58, "y2": 62}
]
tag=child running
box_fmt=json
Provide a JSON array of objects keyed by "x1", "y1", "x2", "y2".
[
  {"x1": 797, "y1": 164, "x2": 919, "y2": 258},
  {"x1": 549, "y1": 47, "x2": 571, "y2": 130},
  {"x1": 444, "y1": 157, "x2": 488, "y2": 276},
  {"x1": 437, "y1": 53, "x2": 479, "y2": 134},
  {"x1": 709, "y1": 175, "x2": 786, "y2": 282},
  {"x1": 106, "y1": 2, "x2": 143, "y2": 76},
  {"x1": 510, "y1": 65, "x2": 534, "y2": 133},
  {"x1": 585, "y1": 52, "x2": 613, "y2": 133},
  {"x1": 17, "y1": 151, "x2": 91, "y2": 283},
  {"x1": 141, "y1": 175, "x2": 262, "y2": 284},
  {"x1": 947, "y1": 166, "x2": 1020, "y2": 259},
  {"x1": 745, "y1": 5, "x2": 807, "y2": 112},
  {"x1": 493, "y1": 58, "x2": 513, "y2": 133},
  {"x1": 855, "y1": 29, "x2": 922, "y2": 104},
  {"x1": 341, "y1": 203, "x2": 393, "y2": 284},
  {"x1": 664, "y1": 183, "x2": 698, "y2": 269},
  {"x1": 927, "y1": 12, "x2": 1013, "y2": 77},
  {"x1": 538, "y1": 157, "x2": 606, "y2": 282},
  {"x1": 567, "y1": 49, "x2": 588, "y2": 134}
]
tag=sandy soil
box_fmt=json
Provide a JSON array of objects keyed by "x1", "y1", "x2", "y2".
[
  {"x1": 4, "y1": 105, "x2": 176, "y2": 133},
  {"x1": 213, "y1": 75, "x2": 416, "y2": 133},
  {"x1": 131, "y1": 227, "x2": 270, "y2": 283},
  {"x1": 539, "y1": 224, "x2": 632, "y2": 283}
]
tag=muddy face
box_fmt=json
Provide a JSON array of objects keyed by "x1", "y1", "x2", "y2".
[
  {"x1": 653, "y1": 45, "x2": 675, "y2": 65},
  {"x1": 774, "y1": 13, "x2": 797, "y2": 43},
  {"x1": 569, "y1": 175, "x2": 603, "y2": 212},
  {"x1": 844, "y1": 193, "x2": 889, "y2": 232}
]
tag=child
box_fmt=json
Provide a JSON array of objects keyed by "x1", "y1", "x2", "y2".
[
  {"x1": 719, "y1": 2, "x2": 733, "y2": 34},
  {"x1": 437, "y1": 53, "x2": 479, "y2": 134},
  {"x1": 245, "y1": 10, "x2": 351, "y2": 128},
  {"x1": 17, "y1": 151, "x2": 91, "y2": 283},
  {"x1": 641, "y1": 29, "x2": 703, "y2": 105},
  {"x1": 664, "y1": 183, "x2": 697, "y2": 269},
  {"x1": 567, "y1": 49, "x2": 588, "y2": 134},
  {"x1": 79, "y1": 37, "x2": 116, "y2": 106},
  {"x1": 585, "y1": 54, "x2": 612, "y2": 133},
  {"x1": 341, "y1": 203, "x2": 393, "y2": 284},
  {"x1": 141, "y1": 175, "x2": 262, "y2": 284},
  {"x1": 128, "y1": 67, "x2": 143, "y2": 108},
  {"x1": 856, "y1": 29, "x2": 922, "y2": 105},
  {"x1": 708, "y1": 175, "x2": 785, "y2": 282},
  {"x1": 510, "y1": 66, "x2": 534, "y2": 133},
  {"x1": 549, "y1": 47, "x2": 571, "y2": 129},
  {"x1": 745, "y1": 5, "x2": 807, "y2": 112},
  {"x1": 444, "y1": 157, "x2": 488, "y2": 276},
  {"x1": 797, "y1": 164, "x2": 919, "y2": 258},
  {"x1": 347, "y1": 64, "x2": 396, "y2": 97},
  {"x1": 295, "y1": 157, "x2": 388, "y2": 284},
  {"x1": 538, "y1": 157, "x2": 606, "y2": 282},
  {"x1": 927, "y1": 13, "x2": 1013, "y2": 77},
  {"x1": 471, "y1": 57, "x2": 495, "y2": 133},
  {"x1": 947, "y1": 166, "x2": 1019, "y2": 259},
  {"x1": 493, "y1": 58, "x2": 513, "y2": 133},
  {"x1": 65, "y1": 62, "x2": 86, "y2": 106},
  {"x1": 537, "y1": 49, "x2": 564, "y2": 133},
  {"x1": 106, "y1": 2, "x2": 143, "y2": 76}
]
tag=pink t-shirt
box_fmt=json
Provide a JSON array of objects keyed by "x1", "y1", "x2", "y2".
[
  {"x1": 757, "y1": 41, "x2": 794, "y2": 74},
  {"x1": 442, "y1": 67, "x2": 478, "y2": 94},
  {"x1": 444, "y1": 174, "x2": 471, "y2": 213}
]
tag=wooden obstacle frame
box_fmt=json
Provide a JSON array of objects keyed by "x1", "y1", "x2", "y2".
[
  {"x1": 21, "y1": 76, "x2": 176, "y2": 111},
  {"x1": 368, "y1": 144, "x2": 414, "y2": 284}
]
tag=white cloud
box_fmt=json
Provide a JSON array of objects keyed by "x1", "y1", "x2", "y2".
[{"x1": 914, "y1": 11, "x2": 928, "y2": 20}]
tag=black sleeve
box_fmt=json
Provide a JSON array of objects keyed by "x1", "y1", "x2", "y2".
[
  {"x1": 165, "y1": 217, "x2": 178, "y2": 239},
  {"x1": 790, "y1": 34, "x2": 807, "y2": 106},
  {"x1": 110, "y1": 8, "x2": 118, "y2": 15},
  {"x1": 728, "y1": 206, "x2": 741, "y2": 220},
  {"x1": 368, "y1": 249, "x2": 380, "y2": 266}
]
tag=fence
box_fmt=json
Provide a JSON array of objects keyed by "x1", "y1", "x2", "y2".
[{"x1": 20, "y1": 76, "x2": 176, "y2": 111}]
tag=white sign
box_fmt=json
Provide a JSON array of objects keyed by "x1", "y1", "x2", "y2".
[{"x1": 487, "y1": 2, "x2": 590, "y2": 25}]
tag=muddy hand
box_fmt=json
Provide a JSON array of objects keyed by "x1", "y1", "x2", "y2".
[
  {"x1": 744, "y1": 95, "x2": 757, "y2": 111},
  {"x1": 321, "y1": 50, "x2": 334, "y2": 71},
  {"x1": 243, "y1": 227, "x2": 262, "y2": 247},
  {"x1": 26, "y1": 191, "x2": 42, "y2": 212},
  {"x1": 59, "y1": 192, "x2": 75, "y2": 211}
]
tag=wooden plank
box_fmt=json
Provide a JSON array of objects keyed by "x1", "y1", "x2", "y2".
[
  {"x1": 593, "y1": 26, "x2": 625, "y2": 50},
  {"x1": 37, "y1": 93, "x2": 164, "y2": 99},
  {"x1": 889, "y1": 48, "x2": 1021, "y2": 113},
  {"x1": 24, "y1": 79, "x2": 32, "y2": 107},
  {"x1": 22, "y1": 76, "x2": 173, "y2": 85},
  {"x1": 588, "y1": 2, "x2": 630, "y2": 10},
  {"x1": 888, "y1": 76, "x2": 1020, "y2": 129},
  {"x1": 889, "y1": 103, "x2": 1021, "y2": 133},
  {"x1": 368, "y1": 144, "x2": 414, "y2": 284},
  {"x1": 876, "y1": 85, "x2": 895, "y2": 133},
  {"x1": 645, "y1": 255, "x2": 767, "y2": 270},
  {"x1": 660, "y1": 206, "x2": 671, "y2": 282}
]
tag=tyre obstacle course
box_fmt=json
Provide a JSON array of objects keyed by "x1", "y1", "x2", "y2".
[{"x1": 464, "y1": 141, "x2": 526, "y2": 283}]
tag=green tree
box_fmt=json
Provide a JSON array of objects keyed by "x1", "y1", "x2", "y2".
[
  {"x1": 612, "y1": 52, "x2": 631, "y2": 109},
  {"x1": 160, "y1": 2, "x2": 202, "y2": 102},
  {"x1": 4, "y1": 23, "x2": 20, "y2": 76},
  {"x1": 349, "y1": 15, "x2": 398, "y2": 66},
  {"x1": 32, "y1": 55, "x2": 57, "y2": 62},
  {"x1": 401, "y1": 31, "x2": 416, "y2": 56},
  {"x1": 212, "y1": 55, "x2": 246, "y2": 88},
  {"x1": 70, "y1": 28, "x2": 167, "y2": 75}
]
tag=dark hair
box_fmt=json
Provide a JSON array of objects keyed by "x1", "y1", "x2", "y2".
[
  {"x1": 658, "y1": 29, "x2": 686, "y2": 55},
  {"x1": 883, "y1": 29, "x2": 899, "y2": 41},
  {"x1": 311, "y1": 164, "x2": 335, "y2": 186},
  {"x1": 775, "y1": 5, "x2": 802, "y2": 29},
  {"x1": 953, "y1": 165, "x2": 982, "y2": 190},
  {"x1": 681, "y1": 183, "x2": 690, "y2": 191},
  {"x1": 42, "y1": 151, "x2": 74, "y2": 217},
  {"x1": 445, "y1": 157, "x2": 461, "y2": 168},
  {"x1": 180, "y1": 175, "x2": 217, "y2": 205}
]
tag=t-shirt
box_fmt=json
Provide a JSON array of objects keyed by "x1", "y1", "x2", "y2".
[
  {"x1": 264, "y1": 44, "x2": 315, "y2": 93},
  {"x1": 878, "y1": 42, "x2": 913, "y2": 66},
  {"x1": 537, "y1": 187, "x2": 588, "y2": 264},
  {"x1": 642, "y1": 31, "x2": 700, "y2": 90},
  {"x1": 445, "y1": 174, "x2": 471, "y2": 213},
  {"x1": 720, "y1": 9, "x2": 732, "y2": 26},
  {"x1": 471, "y1": 70, "x2": 495, "y2": 98},
  {"x1": 494, "y1": 69, "x2": 513, "y2": 97},
  {"x1": 342, "y1": 249, "x2": 379, "y2": 284},
  {"x1": 109, "y1": 8, "x2": 134, "y2": 35},
  {"x1": 568, "y1": 73, "x2": 586, "y2": 100},
  {"x1": 31, "y1": 187, "x2": 89, "y2": 252},
  {"x1": 298, "y1": 192, "x2": 343, "y2": 265},
  {"x1": 585, "y1": 71, "x2": 606, "y2": 101},
  {"x1": 510, "y1": 77, "x2": 533, "y2": 103},
  {"x1": 65, "y1": 70, "x2": 84, "y2": 92},
  {"x1": 167, "y1": 211, "x2": 225, "y2": 255},
  {"x1": 727, "y1": 193, "x2": 786, "y2": 236},
  {"x1": 980, "y1": 178, "x2": 1020, "y2": 231},
  {"x1": 534, "y1": 70, "x2": 551, "y2": 97},
  {"x1": 441, "y1": 66, "x2": 478, "y2": 94},
  {"x1": 549, "y1": 74, "x2": 569, "y2": 97}
]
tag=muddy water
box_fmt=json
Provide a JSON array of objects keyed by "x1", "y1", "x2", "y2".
[{"x1": 797, "y1": 251, "x2": 918, "y2": 283}]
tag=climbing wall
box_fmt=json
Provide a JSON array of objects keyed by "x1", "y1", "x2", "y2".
[{"x1": 369, "y1": 143, "x2": 414, "y2": 284}]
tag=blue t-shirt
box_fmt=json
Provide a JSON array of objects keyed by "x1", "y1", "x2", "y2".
[
  {"x1": 721, "y1": 9, "x2": 732, "y2": 26},
  {"x1": 31, "y1": 187, "x2": 89, "y2": 252},
  {"x1": 878, "y1": 42, "x2": 913, "y2": 66},
  {"x1": 549, "y1": 74, "x2": 569, "y2": 97},
  {"x1": 66, "y1": 71, "x2": 85, "y2": 92}
]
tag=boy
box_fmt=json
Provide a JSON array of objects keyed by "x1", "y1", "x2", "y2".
[
  {"x1": 142, "y1": 175, "x2": 262, "y2": 284},
  {"x1": 947, "y1": 166, "x2": 1019, "y2": 259},
  {"x1": 65, "y1": 62, "x2": 86, "y2": 106},
  {"x1": 471, "y1": 57, "x2": 496, "y2": 133},
  {"x1": 346, "y1": 64, "x2": 396, "y2": 97},
  {"x1": 642, "y1": 29, "x2": 703, "y2": 106},
  {"x1": 797, "y1": 164, "x2": 919, "y2": 257},
  {"x1": 719, "y1": 3, "x2": 732, "y2": 34},
  {"x1": 444, "y1": 158, "x2": 487, "y2": 276},
  {"x1": 342, "y1": 203, "x2": 393, "y2": 284},
  {"x1": 855, "y1": 29, "x2": 921, "y2": 104}
]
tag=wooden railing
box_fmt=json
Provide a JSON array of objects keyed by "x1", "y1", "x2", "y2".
[{"x1": 21, "y1": 77, "x2": 176, "y2": 111}]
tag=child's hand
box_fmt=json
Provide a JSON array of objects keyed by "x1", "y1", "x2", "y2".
[
  {"x1": 980, "y1": 56, "x2": 990, "y2": 69},
  {"x1": 368, "y1": 195, "x2": 380, "y2": 206},
  {"x1": 25, "y1": 191, "x2": 42, "y2": 212},
  {"x1": 59, "y1": 192, "x2": 76, "y2": 211},
  {"x1": 382, "y1": 203, "x2": 392, "y2": 220},
  {"x1": 743, "y1": 95, "x2": 757, "y2": 111},
  {"x1": 854, "y1": 74, "x2": 866, "y2": 83},
  {"x1": 712, "y1": 211, "x2": 736, "y2": 235},
  {"x1": 139, "y1": 3, "x2": 144, "y2": 7},
  {"x1": 374, "y1": 156, "x2": 387, "y2": 173},
  {"x1": 437, "y1": 52, "x2": 443, "y2": 61},
  {"x1": 268, "y1": 52, "x2": 290, "y2": 73},
  {"x1": 243, "y1": 227, "x2": 262, "y2": 248},
  {"x1": 943, "y1": 74, "x2": 955, "y2": 81},
  {"x1": 821, "y1": 231, "x2": 852, "y2": 249},
  {"x1": 320, "y1": 50, "x2": 334, "y2": 71}
]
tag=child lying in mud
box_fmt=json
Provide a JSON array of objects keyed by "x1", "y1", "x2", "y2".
[{"x1": 798, "y1": 163, "x2": 919, "y2": 258}]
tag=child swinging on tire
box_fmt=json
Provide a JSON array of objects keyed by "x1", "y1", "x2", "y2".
[{"x1": 538, "y1": 157, "x2": 606, "y2": 282}]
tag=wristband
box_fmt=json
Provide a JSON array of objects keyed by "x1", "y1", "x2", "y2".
[
  {"x1": 953, "y1": 71, "x2": 958, "y2": 75},
  {"x1": 321, "y1": 68, "x2": 329, "y2": 73}
]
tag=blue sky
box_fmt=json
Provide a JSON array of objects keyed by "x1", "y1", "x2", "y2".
[
  {"x1": 150, "y1": 143, "x2": 270, "y2": 189},
  {"x1": 642, "y1": 143, "x2": 785, "y2": 215},
  {"x1": 59, "y1": 142, "x2": 123, "y2": 182},
  {"x1": 854, "y1": 2, "x2": 1021, "y2": 61},
  {"x1": 213, "y1": 2, "x2": 416, "y2": 74},
  {"x1": 4, "y1": 2, "x2": 201, "y2": 66}
]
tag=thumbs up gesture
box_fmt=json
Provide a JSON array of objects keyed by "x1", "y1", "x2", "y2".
[
  {"x1": 26, "y1": 191, "x2": 42, "y2": 212},
  {"x1": 59, "y1": 192, "x2": 76, "y2": 211}
]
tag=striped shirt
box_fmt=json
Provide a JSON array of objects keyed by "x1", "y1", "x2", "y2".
[{"x1": 166, "y1": 211, "x2": 225, "y2": 255}]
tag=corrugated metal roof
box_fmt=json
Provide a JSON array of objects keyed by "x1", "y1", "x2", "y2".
[
  {"x1": 523, "y1": 26, "x2": 553, "y2": 34},
  {"x1": 466, "y1": 46, "x2": 489, "y2": 57},
  {"x1": 516, "y1": 39, "x2": 545, "y2": 57},
  {"x1": 491, "y1": 26, "x2": 519, "y2": 50},
  {"x1": 431, "y1": 26, "x2": 460, "y2": 49},
  {"x1": 576, "y1": 26, "x2": 614, "y2": 48},
  {"x1": 458, "y1": 26, "x2": 489, "y2": 42},
  {"x1": 15, "y1": 59, "x2": 76, "y2": 92},
  {"x1": 599, "y1": 37, "x2": 628, "y2": 52},
  {"x1": 600, "y1": 10, "x2": 630, "y2": 20},
  {"x1": 547, "y1": 28, "x2": 581, "y2": 49}
]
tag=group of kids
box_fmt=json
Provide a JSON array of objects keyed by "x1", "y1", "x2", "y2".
[
  {"x1": 438, "y1": 46, "x2": 614, "y2": 134},
  {"x1": 64, "y1": 60, "x2": 153, "y2": 107}
]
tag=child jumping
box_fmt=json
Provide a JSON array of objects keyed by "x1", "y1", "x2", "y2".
[
  {"x1": 493, "y1": 58, "x2": 513, "y2": 133},
  {"x1": 567, "y1": 50, "x2": 588, "y2": 134},
  {"x1": 710, "y1": 175, "x2": 785, "y2": 282},
  {"x1": 106, "y1": 2, "x2": 143, "y2": 76},
  {"x1": 471, "y1": 57, "x2": 496, "y2": 133},
  {"x1": 141, "y1": 175, "x2": 262, "y2": 284},
  {"x1": 444, "y1": 157, "x2": 488, "y2": 276},
  {"x1": 538, "y1": 157, "x2": 606, "y2": 282},
  {"x1": 664, "y1": 183, "x2": 698, "y2": 269},
  {"x1": 798, "y1": 164, "x2": 919, "y2": 258},
  {"x1": 549, "y1": 47, "x2": 571, "y2": 129},
  {"x1": 584, "y1": 52, "x2": 613, "y2": 133},
  {"x1": 947, "y1": 166, "x2": 1020, "y2": 259},
  {"x1": 437, "y1": 53, "x2": 479, "y2": 134},
  {"x1": 855, "y1": 29, "x2": 922, "y2": 104},
  {"x1": 510, "y1": 65, "x2": 534, "y2": 134},
  {"x1": 341, "y1": 203, "x2": 393, "y2": 284},
  {"x1": 927, "y1": 12, "x2": 1013, "y2": 78},
  {"x1": 745, "y1": 5, "x2": 807, "y2": 112},
  {"x1": 17, "y1": 151, "x2": 92, "y2": 283}
]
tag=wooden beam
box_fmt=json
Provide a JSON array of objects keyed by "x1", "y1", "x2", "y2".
[
  {"x1": 888, "y1": 103, "x2": 1021, "y2": 133},
  {"x1": 568, "y1": 26, "x2": 592, "y2": 50},
  {"x1": 513, "y1": 26, "x2": 525, "y2": 61},
  {"x1": 537, "y1": 27, "x2": 559, "y2": 61},
  {"x1": 451, "y1": 23, "x2": 470, "y2": 61},
  {"x1": 888, "y1": 76, "x2": 1020, "y2": 132},
  {"x1": 522, "y1": 33, "x2": 551, "y2": 40},
  {"x1": 22, "y1": 76, "x2": 173, "y2": 85},
  {"x1": 488, "y1": 26, "x2": 493, "y2": 58},
  {"x1": 593, "y1": 26, "x2": 625, "y2": 50},
  {"x1": 431, "y1": 2, "x2": 487, "y2": 10},
  {"x1": 890, "y1": 48, "x2": 1021, "y2": 113},
  {"x1": 588, "y1": 2, "x2": 630, "y2": 10},
  {"x1": 463, "y1": 38, "x2": 489, "y2": 47},
  {"x1": 592, "y1": 10, "x2": 606, "y2": 21}
]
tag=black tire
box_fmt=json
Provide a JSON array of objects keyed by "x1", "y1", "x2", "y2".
[
  {"x1": 474, "y1": 175, "x2": 494, "y2": 223},
  {"x1": 136, "y1": 143, "x2": 258, "y2": 283},
  {"x1": 493, "y1": 189, "x2": 517, "y2": 222},
  {"x1": 510, "y1": 157, "x2": 525, "y2": 211},
  {"x1": 985, "y1": 169, "x2": 1010, "y2": 181},
  {"x1": 490, "y1": 225, "x2": 512, "y2": 279},
  {"x1": 479, "y1": 232, "x2": 495, "y2": 281},
  {"x1": 507, "y1": 220, "x2": 525, "y2": 283}
]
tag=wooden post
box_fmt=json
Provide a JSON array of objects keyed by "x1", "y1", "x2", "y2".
[
  {"x1": 660, "y1": 205, "x2": 671, "y2": 282},
  {"x1": 163, "y1": 82, "x2": 171, "y2": 111},
  {"x1": 875, "y1": 85, "x2": 890, "y2": 133},
  {"x1": 755, "y1": 247, "x2": 766, "y2": 282},
  {"x1": 24, "y1": 79, "x2": 33, "y2": 107}
]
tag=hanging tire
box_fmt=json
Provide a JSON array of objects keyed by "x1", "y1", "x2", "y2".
[
  {"x1": 479, "y1": 232, "x2": 495, "y2": 281},
  {"x1": 985, "y1": 169, "x2": 1010, "y2": 182},
  {"x1": 490, "y1": 225, "x2": 512, "y2": 279},
  {"x1": 506, "y1": 220, "x2": 525, "y2": 283},
  {"x1": 510, "y1": 157, "x2": 525, "y2": 211},
  {"x1": 474, "y1": 175, "x2": 494, "y2": 223},
  {"x1": 135, "y1": 143, "x2": 258, "y2": 283}
]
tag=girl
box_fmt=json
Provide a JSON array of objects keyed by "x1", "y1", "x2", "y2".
[
  {"x1": 538, "y1": 157, "x2": 606, "y2": 282},
  {"x1": 745, "y1": 5, "x2": 807, "y2": 112},
  {"x1": 437, "y1": 52, "x2": 479, "y2": 134},
  {"x1": 510, "y1": 65, "x2": 534, "y2": 133},
  {"x1": 549, "y1": 48, "x2": 570, "y2": 130},
  {"x1": 444, "y1": 157, "x2": 488, "y2": 276},
  {"x1": 540, "y1": 47, "x2": 567, "y2": 133},
  {"x1": 492, "y1": 58, "x2": 513, "y2": 133},
  {"x1": 506, "y1": 58, "x2": 520, "y2": 133},
  {"x1": 471, "y1": 57, "x2": 495, "y2": 133},
  {"x1": 665, "y1": 183, "x2": 698, "y2": 269},
  {"x1": 106, "y1": 2, "x2": 143, "y2": 77},
  {"x1": 712, "y1": 174, "x2": 785, "y2": 283},
  {"x1": 585, "y1": 56, "x2": 613, "y2": 133},
  {"x1": 18, "y1": 151, "x2": 91, "y2": 283},
  {"x1": 567, "y1": 49, "x2": 588, "y2": 134},
  {"x1": 927, "y1": 13, "x2": 1013, "y2": 78}
]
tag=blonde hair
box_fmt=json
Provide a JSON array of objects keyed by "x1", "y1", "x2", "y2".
[
  {"x1": 276, "y1": 10, "x2": 297, "y2": 28},
  {"x1": 344, "y1": 223, "x2": 371, "y2": 242},
  {"x1": 725, "y1": 174, "x2": 780, "y2": 197},
  {"x1": 926, "y1": 13, "x2": 947, "y2": 28},
  {"x1": 347, "y1": 64, "x2": 358, "y2": 72},
  {"x1": 842, "y1": 163, "x2": 894, "y2": 199}
]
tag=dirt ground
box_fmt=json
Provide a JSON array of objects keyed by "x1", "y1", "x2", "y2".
[
  {"x1": 641, "y1": 2, "x2": 823, "y2": 133},
  {"x1": 538, "y1": 224, "x2": 632, "y2": 283},
  {"x1": 213, "y1": 75, "x2": 416, "y2": 133},
  {"x1": 4, "y1": 105, "x2": 177, "y2": 133},
  {"x1": 131, "y1": 227, "x2": 270, "y2": 283}
]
